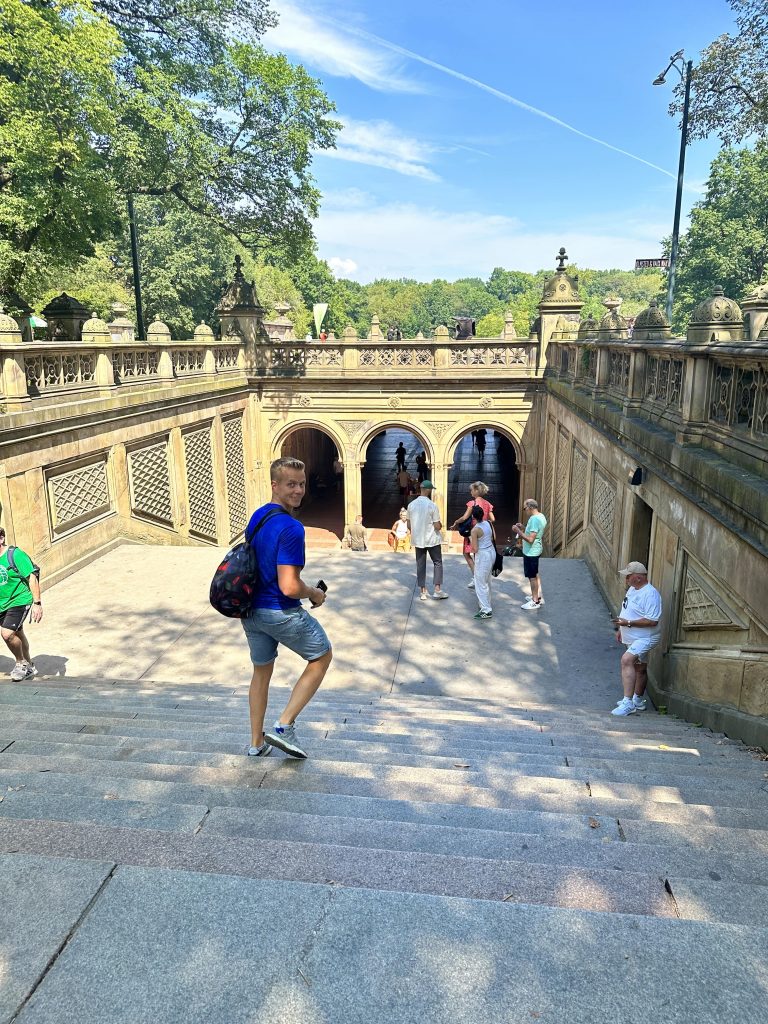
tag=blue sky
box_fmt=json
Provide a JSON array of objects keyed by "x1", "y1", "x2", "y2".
[{"x1": 264, "y1": 0, "x2": 736, "y2": 283}]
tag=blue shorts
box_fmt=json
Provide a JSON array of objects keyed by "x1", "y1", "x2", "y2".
[{"x1": 242, "y1": 607, "x2": 331, "y2": 666}]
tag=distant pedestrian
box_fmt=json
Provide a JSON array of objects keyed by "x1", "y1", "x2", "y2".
[
  {"x1": 470, "y1": 505, "x2": 495, "y2": 619},
  {"x1": 476, "y1": 428, "x2": 486, "y2": 457},
  {"x1": 319, "y1": 330, "x2": 327, "y2": 341},
  {"x1": 611, "y1": 562, "x2": 662, "y2": 716},
  {"x1": 389, "y1": 509, "x2": 411, "y2": 552},
  {"x1": 0, "y1": 527, "x2": 42, "y2": 681},
  {"x1": 450, "y1": 481, "x2": 495, "y2": 589},
  {"x1": 344, "y1": 514, "x2": 368, "y2": 551},
  {"x1": 395, "y1": 442, "x2": 407, "y2": 471},
  {"x1": 513, "y1": 498, "x2": 547, "y2": 610},
  {"x1": 397, "y1": 467, "x2": 410, "y2": 500},
  {"x1": 332, "y1": 455, "x2": 344, "y2": 492},
  {"x1": 408, "y1": 481, "x2": 448, "y2": 601},
  {"x1": 241, "y1": 457, "x2": 332, "y2": 760}
]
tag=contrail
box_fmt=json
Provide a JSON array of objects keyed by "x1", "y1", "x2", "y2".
[{"x1": 328, "y1": 19, "x2": 677, "y2": 180}]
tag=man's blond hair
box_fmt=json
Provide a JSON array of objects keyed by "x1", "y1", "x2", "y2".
[{"x1": 270, "y1": 457, "x2": 305, "y2": 482}]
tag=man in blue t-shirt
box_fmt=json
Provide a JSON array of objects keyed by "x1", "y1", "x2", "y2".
[
  {"x1": 241, "y1": 457, "x2": 332, "y2": 760},
  {"x1": 513, "y1": 498, "x2": 547, "y2": 610}
]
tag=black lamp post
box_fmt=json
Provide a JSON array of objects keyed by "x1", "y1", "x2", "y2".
[
  {"x1": 127, "y1": 194, "x2": 146, "y2": 340},
  {"x1": 653, "y1": 50, "x2": 693, "y2": 324}
]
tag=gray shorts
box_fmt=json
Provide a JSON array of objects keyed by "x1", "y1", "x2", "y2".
[{"x1": 242, "y1": 607, "x2": 331, "y2": 666}]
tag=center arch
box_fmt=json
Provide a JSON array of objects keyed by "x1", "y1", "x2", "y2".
[
  {"x1": 444, "y1": 422, "x2": 523, "y2": 543},
  {"x1": 358, "y1": 422, "x2": 434, "y2": 529}
]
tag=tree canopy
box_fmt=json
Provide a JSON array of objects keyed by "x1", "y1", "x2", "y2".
[
  {"x1": 674, "y1": 0, "x2": 768, "y2": 144},
  {"x1": 1, "y1": 0, "x2": 338, "y2": 295},
  {"x1": 671, "y1": 141, "x2": 768, "y2": 327}
]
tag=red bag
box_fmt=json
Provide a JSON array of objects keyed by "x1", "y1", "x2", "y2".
[{"x1": 387, "y1": 532, "x2": 395, "y2": 548}]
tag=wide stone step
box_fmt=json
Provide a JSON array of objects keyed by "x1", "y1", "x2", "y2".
[
  {"x1": 6, "y1": 737, "x2": 766, "y2": 812},
  {"x1": 0, "y1": 792, "x2": 207, "y2": 832},
  {"x1": 6, "y1": 859, "x2": 766, "y2": 1024}
]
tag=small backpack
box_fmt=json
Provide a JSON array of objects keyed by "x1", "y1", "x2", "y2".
[
  {"x1": 209, "y1": 507, "x2": 288, "y2": 618},
  {"x1": 6, "y1": 546, "x2": 41, "y2": 582}
]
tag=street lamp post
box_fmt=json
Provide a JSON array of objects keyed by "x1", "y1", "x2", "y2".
[{"x1": 654, "y1": 51, "x2": 693, "y2": 324}]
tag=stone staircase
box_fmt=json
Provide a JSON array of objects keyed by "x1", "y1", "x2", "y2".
[{"x1": 2, "y1": 676, "x2": 767, "y2": 1022}]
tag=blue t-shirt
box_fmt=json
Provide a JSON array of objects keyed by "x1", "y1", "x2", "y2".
[{"x1": 247, "y1": 503, "x2": 305, "y2": 610}]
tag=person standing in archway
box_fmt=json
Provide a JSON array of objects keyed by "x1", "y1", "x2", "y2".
[
  {"x1": 450, "y1": 481, "x2": 495, "y2": 589},
  {"x1": 395, "y1": 442, "x2": 407, "y2": 472}
]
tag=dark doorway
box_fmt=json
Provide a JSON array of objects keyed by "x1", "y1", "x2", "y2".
[
  {"x1": 628, "y1": 493, "x2": 653, "y2": 567},
  {"x1": 280, "y1": 427, "x2": 344, "y2": 534},
  {"x1": 361, "y1": 428, "x2": 428, "y2": 529},
  {"x1": 447, "y1": 430, "x2": 519, "y2": 543}
]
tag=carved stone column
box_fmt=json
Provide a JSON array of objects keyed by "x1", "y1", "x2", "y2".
[{"x1": 344, "y1": 458, "x2": 363, "y2": 527}]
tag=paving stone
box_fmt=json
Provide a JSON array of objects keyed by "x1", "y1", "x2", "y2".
[
  {"x1": 0, "y1": 853, "x2": 114, "y2": 1022},
  {"x1": 0, "y1": 792, "x2": 208, "y2": 833},
  {"x1": 668, "y1": 877, "x2": 768, "y2": 926},
  {"x1": 12, "y1": 867, "x2": 768, "y2": 1024}
]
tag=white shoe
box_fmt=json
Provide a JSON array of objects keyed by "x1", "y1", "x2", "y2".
[
  {"x1": 419, "y1": 592, "x2": 429, "y2": 601},
  {"x1": 520, "y1": 600, "x2": 541, "y2": 610},
  {"x1": 632, "y1": 696, "x2": 647, "y2": 711},
  {"x1": 432, "y1": 591, "x2": 449, "y2": 600},
  {"x1": 467, "y1": 580, "x2": 475, "y2": 589},
  {"x1": 537, "y1": 598, "x2": 545, "y2": 606},
  {"x1": 10, "y1": 662, "x2": 27, "y2": 682},
  {"x1": 611, "y1": 698, "x2": 636, "y2": 716}
]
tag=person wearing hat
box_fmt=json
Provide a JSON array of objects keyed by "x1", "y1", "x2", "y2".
[
  {"x1": 407, "y1": 480, "x2": 448, "y2": 601},
  {"x1": 611, "y1": 562, "x2": 662, "y2": 716}
]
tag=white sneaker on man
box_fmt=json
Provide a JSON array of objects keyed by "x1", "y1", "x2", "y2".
[
  {"x1": 611, "y1": 697, "x2": 636, "y2": 716},
  {"x1": 520, "y1": 600, "x2": 541, "y2": 610},
  {"x1": 467, "y1": 580, "x2": 475, "y2": 589}
]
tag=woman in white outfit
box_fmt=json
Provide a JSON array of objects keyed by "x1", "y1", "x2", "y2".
[{"x1": 470, "y1": 505, "x2": 495, "y2": 619}]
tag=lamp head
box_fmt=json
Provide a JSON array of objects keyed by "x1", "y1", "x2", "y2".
[{"x1": 653, "y1": 73, "x2": 666, "y2": 86}]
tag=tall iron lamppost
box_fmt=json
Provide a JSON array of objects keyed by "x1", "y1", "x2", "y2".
[{"x1": 654, "y1": 50, "x2": 693, "y2": 324}]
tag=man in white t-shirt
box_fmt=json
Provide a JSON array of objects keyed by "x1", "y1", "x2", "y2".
[
  {"x1": 610, "y1": 561, "x2": 662, "y2": 716},
  {"x1": 407, "y1": 481, "x2": 448, "y2": 602}
]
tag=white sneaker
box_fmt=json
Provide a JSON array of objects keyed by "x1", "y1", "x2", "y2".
[
  {"x1": 10, "y1": 662, "x2": 27, "y2": 682},
  {"x1": 632, "y1": 696, "x2": 647, "y2": 711},
  {"x1": 467, "y1": 580, "x2": 475, "y2": 589},
  {"x1": 432, "y1": 591, "x2": 449, "y2": 600},
  {"x1": 611, "y1": 698, "x2": 636, "y2": 716},
  {"x1": 537, "y1": 598, "x2": 545, "y2": 606},
  {"x1": 520, "y1": 600, "x2": 541, "y2": 610},
  {"x1": 419, "y1": 592, "x2": 429, "y2": 601},
  {"x1": 24, "y1": 663, "x2": 39, "y2": 680}
]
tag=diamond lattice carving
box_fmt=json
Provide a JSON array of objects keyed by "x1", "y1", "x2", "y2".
[
  {"x1": 223, "y1": 416, "x2": 247, "y2": 539},
  {"x1": 49, "y1": 460, "x2": 110, "y2": 529},
  {"x1": 184, "y1": 427, "x2": 217, "y2": 539},
  {"x1": 129, "y1": 441, "x2": 173, "y2": 525},
  {"x1": 542, "y1": 418, "x2": 556, "y2": 517},
  {"x1": 591, "y1": 466, "x2": 616, "y2": 543},
  {"x1": 569, "y1": 443, "x2": 588, "y2": 534},
  {"x1": 552, "y1": 428, "x2": 569, "y2": 548},
  {"x1": 681, "y1": 565, "x2": 742, "y2": 630}
]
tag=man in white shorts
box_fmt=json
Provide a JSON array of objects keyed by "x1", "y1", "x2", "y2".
[{"x1": 611, "y1": 561, "x2": 662, "y2": 716}]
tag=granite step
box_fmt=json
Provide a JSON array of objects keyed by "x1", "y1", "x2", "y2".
[
  {"x1": 0, "y1": 792, "x2": 207, "y2": 833},
  {"x1": 4, "y1": 764, "x2": 766, "y2": 836},
  {"x1": 7, "y1": 861, "x2": 766, "y2": 1024},
  {"x1": 5, "y1": 737, "x2": 766, "y2": 811}
]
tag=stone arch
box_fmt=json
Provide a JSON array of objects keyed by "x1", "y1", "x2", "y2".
[
  {"x1": 443, "y1": 420, "x2": 526, "y2": 466},
  {"x1": 357, "y1": 420, "x2": 434, "y2": 465},
  {"x1": 270, "y1": 419, "x2": 347, "y2": 463}
]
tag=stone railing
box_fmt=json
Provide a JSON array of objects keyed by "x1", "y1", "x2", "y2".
[{"x1": 546, "y1": 336, "x2": 768, "y2": 468}]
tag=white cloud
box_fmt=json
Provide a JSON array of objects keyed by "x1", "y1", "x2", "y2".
[
  {"x1": 328, "y1": 256, "x2": 359, "y2": 276},
  {"x1": 314, "y1": 199, "x2": 666, "y2": 283},
  {"x1": 320, "y1": 117, "x2": 439, "y2": 181},
  {"x1": 265, "y1": 2, "x2": 420, "y2": 93}
]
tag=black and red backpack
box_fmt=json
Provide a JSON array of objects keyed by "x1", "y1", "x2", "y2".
[{"x1": 209, "y1": 507, "x2": 288, "y2": 618}]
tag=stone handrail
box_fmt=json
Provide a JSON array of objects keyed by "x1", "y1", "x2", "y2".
[
  {"x1": 0, "y1": 333, "x2": 538, "y2": 408},
  {"x1": 546, "y1": 336, "x2": 768, "y2": 468}
]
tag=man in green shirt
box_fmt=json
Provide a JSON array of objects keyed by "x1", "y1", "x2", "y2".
[
  {"x1": 0, "y1": 527, "x2": 42, "y2": 681},
  {"x1": 513, "y1": 498, "x2": 547, "y2": 610}
]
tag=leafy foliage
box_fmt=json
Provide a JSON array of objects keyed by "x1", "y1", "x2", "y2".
[
  {"x1": 672, "y1": 0, "x2": 768, "y2": 143},
  {"x1": 671, "y1": 141, "x2": 768, "y2": 328}
]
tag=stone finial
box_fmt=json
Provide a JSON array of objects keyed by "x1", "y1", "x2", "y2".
[
  {"x1": 216, "y1": 258, "x2": 263, "y2": 314},
  {"x1": 369, "y1": 315, "x2": 383, "y2": 341},
  {"x1": 415, "y1": 330, "x2": 425, "y2": 340},
  {"x1": 577, "y1": 314, "x2": 598, "y2": 340},
  {"x1": 0, "y1": 305, "x2": 22, "y2": 334},
  {"x1": 556, "y1": 247, "x2": 568, "y2": 270},
  {"x1": 147, "y1": 319, "x2": 171, "y2": 340},
  {"x1": 687, "y1": 285, "x2": 744, "y2": 344},
  {"x1": 740, "y1": 282, "x2": 768, "y2": 341},
  {"x1": 502, "y1": 310, "x2": 517, "y2": 340},
  {"x1": 632, "y1": 299, "x2": 672, "y2": 341},
  {"x1": 597, "y1": 297, "x2": 629, "y2": 340},
  {"x1": 341, "y1": 325, "x2": 358, "y2": 340},
  {"x1": 81, "y1": 312, "x2": 110, "y2": 339},
  {"x1": 193, "y1": 320, "x2": 215, "y2": 341},
  {"x1": 433, "y1": 324, "x2": 450, "y2": 338}
]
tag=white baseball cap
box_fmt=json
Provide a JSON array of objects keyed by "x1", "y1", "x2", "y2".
[{"x1": 619, "y1": 561, "x2": 648, "y2": 576}]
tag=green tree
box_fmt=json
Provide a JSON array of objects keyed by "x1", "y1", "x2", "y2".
[
  {"x1": 476, "y1": 312, "x2": 505, "y2": 337},
  {"x1": 486, "y1": 268, "x2": 535, "y2": 303},
  {"x1": 0, "y1": 0, "x2": 121, "y2": 293},
  {"x1": 671, "y1": 142, "x2": 768, "y2": 329},
  {"x1": 672, "y1": 1, "x2": 768, "y2": 144}
]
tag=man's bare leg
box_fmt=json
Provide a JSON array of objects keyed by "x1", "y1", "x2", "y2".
[
  {"x1": 633, "y1": 661, "x2": 648, "y2": 698},
  {"x1": 249, "y1": 661, "x2": 275, "y2": 747},
  {"x1": 620, "y1": 651, "x2": 638, "y2": 698},
  {"x1": 2, "y1": 628, "x2": 25, "y2": 667},
  {"x1": 279, "y1": 649, "x2": 333, "y2": 725},
  {"x1": 530, "y1": 574, "x2": 541, "y2": 603}
]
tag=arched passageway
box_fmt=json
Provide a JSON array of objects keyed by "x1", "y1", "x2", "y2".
[
  {"x1": 361, "y1": 428, "x2": 430, "y2": 529},
  {"x1": 447, "y1": 429, "x2": 520, "y2": 544},
  {"x1": 279, "y1": 427, "x2": 344, "y2": 533}
]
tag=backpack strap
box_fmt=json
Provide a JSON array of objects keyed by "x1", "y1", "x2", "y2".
[
  {"x1": 247, "y1": 506, "x2": 290, "y2": 544},
  {"x1": 6, "y1": 546, "x2": 21, "y2": 576}
]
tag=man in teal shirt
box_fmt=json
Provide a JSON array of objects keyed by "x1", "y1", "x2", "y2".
[
  {"x1": 513, "y1": 498, "x2": 547, "y2": 610},
  {"x1": 0, "y1": 527, "x2": 43, "y2": 680}
]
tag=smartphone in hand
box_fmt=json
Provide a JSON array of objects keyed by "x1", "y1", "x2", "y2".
[{"x1": 316, "y1": 580, "x2": 328, "y2": 593}]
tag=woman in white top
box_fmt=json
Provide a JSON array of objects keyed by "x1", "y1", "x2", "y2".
[
  {"x1": 470, "y1": 504, "x2": 495, "y2": 618},
  {"x1": 390, "y1": 508, "x2": 411, "y2": 552}
]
